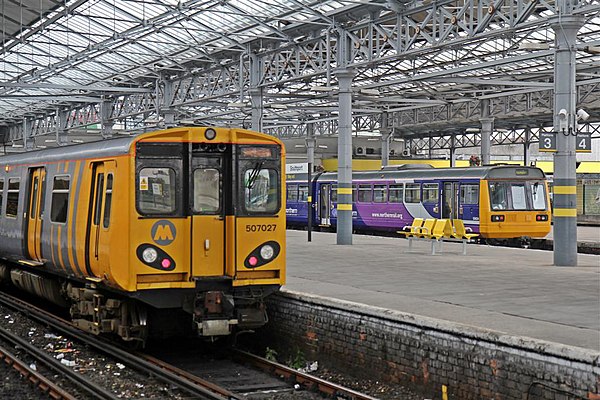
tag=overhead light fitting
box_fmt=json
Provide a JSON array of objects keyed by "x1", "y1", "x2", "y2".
[
  {"x1": 311, "y1": 85, "x2": 334, "y2": 92},
  {"x1": 359, "y1": 88, "x2": 380, "y2": 96},
  {"x1": 227, "y1": 102, "x2": 247, "y2": 108},
  {"x1": 465, "y1": 128, "x2": 480, "y2": 133},
  {"x1": 317, "y1": 145, "x2": 328, "y2": 149},
  {"x1": 583, "y1": 45, "x2": 600, "y2": 54},
  {"x1": 518, "y1": 42, "x2": 550, "y2": 50},
  {"x1": 268, "y1": 104, "x2": 288, "y2": 109}
]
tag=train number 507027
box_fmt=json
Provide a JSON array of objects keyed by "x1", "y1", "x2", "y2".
[{"x1": 245, "y1": 224, "x2": 277, "y2": 232}]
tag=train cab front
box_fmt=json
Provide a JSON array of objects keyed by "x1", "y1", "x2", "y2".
[
  {"x1": 132, "y1": 127, "x2": 285, "y2": 339},
  {"x1": 187, "y1": 130, "x2": 286, "y2": 337}
]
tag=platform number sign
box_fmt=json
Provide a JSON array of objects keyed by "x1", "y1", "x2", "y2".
[
  {"x1": 539, "y1": 132, "x2": 556, "y2": 152},
  {"x1": 576, "y1": 133, "x2": 591, "y2": 153}
]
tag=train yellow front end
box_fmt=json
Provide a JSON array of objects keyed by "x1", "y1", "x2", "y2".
[
  {"x1": 478, "y1": 167, "x2": 552, "y2": 240},
  {"x1": 120, "y1": 127, "x2": 286, "y2": 338},
  {"x1": 0, "y1": 126, "x2": 285, "y2": 344}
]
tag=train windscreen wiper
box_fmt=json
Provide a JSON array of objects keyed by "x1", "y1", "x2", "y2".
[{"x1": 246, "y1": 161, "x2": 264, "y2": 189}]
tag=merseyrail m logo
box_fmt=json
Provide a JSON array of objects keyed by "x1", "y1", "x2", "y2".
[{"x1": 151, "y1": 220, "x2": 177, "y2": 245}]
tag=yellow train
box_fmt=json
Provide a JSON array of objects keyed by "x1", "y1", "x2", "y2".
[{"x1": 0, "y1": 126, "x2": 286, "y2": 343}]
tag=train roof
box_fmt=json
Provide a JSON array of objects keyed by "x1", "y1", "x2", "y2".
[
  {"x1": 287, "y1": 165, "x2": 546, "y2": 182},
  {"x1": 0, "y1": 136, "x2": 136, "y2": 166},
  {"x1": 0, "y1": 126, "x2": 284, "y2": 166}
]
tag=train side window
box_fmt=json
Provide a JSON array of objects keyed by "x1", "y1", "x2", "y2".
[
  {"x1": 6, "y1": 178, "x2": 20, "y2": 218},
  {"x1": 331, "y1": 185, "x2": 337, "y2": 203},
  {"x1": 405, "y1": 183, "x2": 421, "y2": 203},
  {"x1": 389, "y1": 184, "x2": 403, "y2": 203},
  {"x1": 460, "y1": 184, "x2": 479, "y2": 204},
  {"x1": 287, "y1": 184, "x2": 298, "y2": 202},
  {"x1": 298, "y1": 184, "x2": 308, "y2": 202},
  {"x1": 422, "y1": 183, "x2": 439, "y2": 204},
  {"x1": 0, "y1": 179, "x2": 3, "y2": 216},
  {"x1": 357, "y1": 184, "x2": 372, "y2": 203},
  {"x1": 193, "y1": 168, "x2": 221, "y2": 213},
  {"x1": 138, "y1": 167, "x2": 177, "y2": 215},
  {"x1": 373, "y1": 185, "x2": 387, "y2": 203},
  {"x1": 530, "y1": 182, "x2": 547, "y2": 210},
  {"x1": 103, "y1": 174, "x2": 113, "y2": 228},
  {"x1": 51, "y1": 176, "x2": 70, "y2": 223}
]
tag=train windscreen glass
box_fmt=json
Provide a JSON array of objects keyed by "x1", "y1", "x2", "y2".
[
  {"x1": 531, "y1": 182, "x2": 547, "y2": 210},
  {"x1": 138, "y1": 167, "x2": 177, "y2": 214},
  {"x1": 244, "y1": 168, "x2": 278, "y2": 213},
  {"x1": 489, "y1": 181, "x2": 547, "y2": 211}
]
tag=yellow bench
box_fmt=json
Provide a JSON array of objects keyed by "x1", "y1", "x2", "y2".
[
  {"x1": 401, "y1": 218, "x2": 479, "y2": 255},
  {"x1": 397, "y1": 218, "x2": 424, "y2": 238}
]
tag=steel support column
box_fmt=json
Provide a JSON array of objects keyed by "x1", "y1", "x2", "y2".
[
  {"x1": 23, "y1": 118, "x2": 33, "y2": 150},
  {"x1": 450, "y1": 135, "x2": 456, "y2": 167},
  {"x1": 100, "y1": 98, "x2": 114, "y2": 138},
  {"x1": 336, "y1": 69, "x2": 354, "y2": 245},
  {"x1": 480, "y1": 99, "x2": 493, "y2": 165},
  {"x1": 524, "y1": 128, "x2": 531, "y2": 166},
  {"x1": 56, "y1": 108, "x2": 69, "y2": 145},
  {"x1": 550, "y1": 10, "x2": 584, "y2": 266},
  {"x1": 162, "y1": 80, "x2": 176, "y2": 128},
  {"x1": 381, "y1": 112, "x2": 391, "y2": 167},
  {"x1": 250, "y1": 54, "x2": 263, "y2": 132}
]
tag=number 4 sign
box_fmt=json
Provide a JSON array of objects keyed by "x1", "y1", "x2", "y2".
[{"x1": 576, "y1": 133, "x2": 592, "y2": 153}]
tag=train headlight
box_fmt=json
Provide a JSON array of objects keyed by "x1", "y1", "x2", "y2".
[
  {"x1": 204, "y1": 128, "x2": 217, "y2": 140},
  {"x1": 260, "y1": 244, "x2": 275, "y2": 260},
  {"x1": 491, "y1": 215, "x2": 505, "y2": 222},
  {"x1": 142, "y1": 248, "x2": 158, "y2": 263}
]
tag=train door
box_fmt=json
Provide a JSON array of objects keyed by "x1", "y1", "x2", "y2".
[
  {"x1": 442, "y1": 182, "x2": 459, "y2": 219},
  {"x1": 86, "y1": 161, "x2": 115, "y2": 277},
  {"x1": 190, "y1": 154, "x2": 225, "y2": 277},
  {"x1": 26, "y1": 167, "x2": 46, "y2": 261},
  {"x1": 318, "y1": 184, "x2": 331, "y2": 226}
]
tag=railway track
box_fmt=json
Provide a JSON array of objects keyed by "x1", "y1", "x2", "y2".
[
  {"x1": 0, "y1": 290, "x2": 380, "y2": 399},
  {"x1": 0, "y1": 291, "x2": 230, "y2": 399}
]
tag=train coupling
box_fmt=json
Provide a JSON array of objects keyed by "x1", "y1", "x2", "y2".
[{"x1": 193, "y1": 291, "x2": 268, "y2": 336}]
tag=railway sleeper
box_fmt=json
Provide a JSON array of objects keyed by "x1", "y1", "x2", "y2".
[{"x1": 67, "y1": 285, "x2": 147, "y2": 344}]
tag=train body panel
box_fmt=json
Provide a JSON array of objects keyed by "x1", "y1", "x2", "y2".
[
  {"x1": 287, "y1": 165, "x2": 551, "y2": 240},
  {"x1": 0, "y1": 126, "x2": 285, "y2": 342}
]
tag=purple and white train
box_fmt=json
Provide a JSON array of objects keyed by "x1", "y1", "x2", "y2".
[{"x1": 286, "y1": 164, "x2": 552, "y2": 241}]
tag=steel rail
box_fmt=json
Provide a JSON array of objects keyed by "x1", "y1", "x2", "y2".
[
  {"x1": 135, "y1": 352, "x2": 242, "y2": 400},
  {"x1": 0, "y1": 343, "x2": 78, "y2": 400},
  {"x1": 0, "y1": 327, "x2": 116, "y2": 399},
  {"x1": 0, "y1": 291, "x2": 229, "y2": 400},
  {"x1": 232, "y1": 349, "x2": 380, "y2": 400}
]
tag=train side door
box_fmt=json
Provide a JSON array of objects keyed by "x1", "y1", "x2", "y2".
[
  {"x1": 319, "y1": 184, "x2": 331, "y2": 226},
  {"x1": 26, "y1": 167, "x2": 46, "y2": 261},
  {"x1": 442, "y1": 182, "x2": 459, "y2": 219},
  {"x1": 190, "y1": 154, "x2": 225, "y2": 277},
  {"x1": 86, "y1": 161, "x2": 115, "y2": 277}
]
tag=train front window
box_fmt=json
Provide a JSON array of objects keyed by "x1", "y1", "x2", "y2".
[
  {"x1": 531, "y1": 182, "x2": 547, "y2": 210},
  {"x1": 510, "y1": 183, "x2": 527, "y2": 210},
  {"x1": 489, "y1": 182, "x2": 509, "y2": 210},
  {"x1": 243, "y1": 167, "x2": 279, "y2": 213},
  {"x1": 138, "y1": 167, "x2": 177, "y2": 214},
  {"x1": 193, "y1": 168, "x2": 221, "y2": 213}
]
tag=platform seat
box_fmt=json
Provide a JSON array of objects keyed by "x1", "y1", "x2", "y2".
[
  {"x1": 451, "y1": 219, "x2": 479, "y2": 241},
  {"x1": 397, "y1": 218, "x2": 424, "y2": 238}
]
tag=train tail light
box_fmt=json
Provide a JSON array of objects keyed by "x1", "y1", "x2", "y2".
[
  {"x1": 491, "y1": 215, "x2": 505, "y2": 222},
  {"x1": 536, "y1": 214, "x2": 548, "y2": 221}
]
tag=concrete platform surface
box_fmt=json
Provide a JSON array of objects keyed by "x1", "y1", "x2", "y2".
[{"x1": 283, "y1": 230, "x2": 600, "y2": 351}]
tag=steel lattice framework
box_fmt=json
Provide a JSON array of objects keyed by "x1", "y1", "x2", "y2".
[{"x1": 0, "y1": 0, "x2": 599, "y2": 152}]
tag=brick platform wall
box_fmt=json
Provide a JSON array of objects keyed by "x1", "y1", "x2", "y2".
[{"x1": 260, "y1": 291, "x2": 599, "y2": 400}]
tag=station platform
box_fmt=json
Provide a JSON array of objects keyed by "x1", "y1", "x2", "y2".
[{"x1": 283, "y1": 229, "x2": 600, "y2": 352}]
